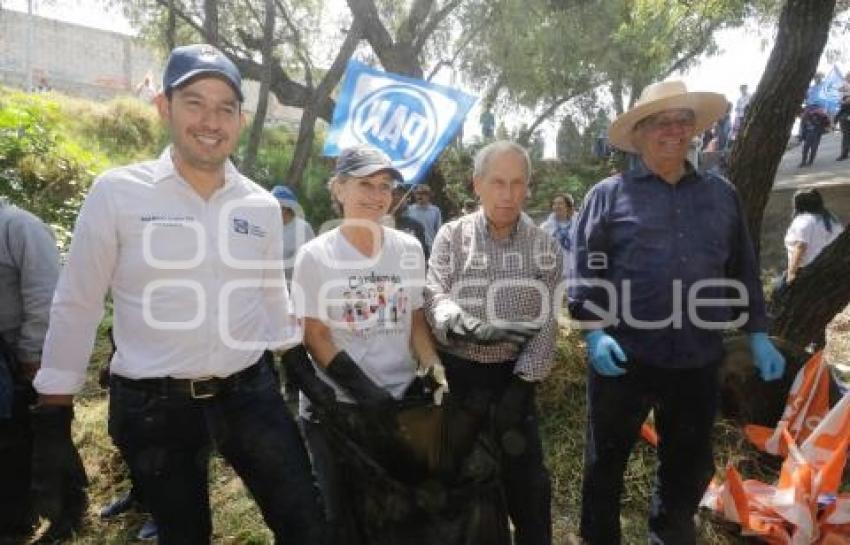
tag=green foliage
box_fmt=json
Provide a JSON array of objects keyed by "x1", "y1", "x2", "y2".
[
  {"x1": 79, "y1": 97, "x2": 167, "y2": 162},
  {"x1": 0, "y1": 89, "x2": 108, "y2": 247},
  {"x1": 459, "y1": 0, "x2": 603, "y2": 111},
  {"x1": 237, "y1": 125, "x2": 336, "y2": 229},
  {"x1": 461, "y1": 0, "x2": 758, "y2": 131},
  {"x1": 602, "y1": 0, "x2": 751, "y2": 110}
]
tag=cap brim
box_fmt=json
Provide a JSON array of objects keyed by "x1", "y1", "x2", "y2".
[
  {"x1": 345, "y1": 165, "x2": 405, "y2": 183},
  {"x1": 275, "y1": 198, "x2": 298, "y2": 209},
  {"x1": 609, "y1": 92, "x2": 728, "y2": 153},
  {"x1": 169, "y1": 69, "x2": 244, "y2": 101}
]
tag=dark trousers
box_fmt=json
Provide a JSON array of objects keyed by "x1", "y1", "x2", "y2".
[
  {"x1": 300, "y1": 417, "x2": 360, "y2": 545},
  {"x1": 580, "y1": 361, "x2": 719, "y2": 545},
  {"x1": 440, "y1": 352, "x2": 552, "y2": 545},
  {"x1": 108, "y1": 357, "x2": 324, "y2": 545},
  {"x1": 0, "y1": 383, "x2": 35, "y2": 535},
  {"x1": 802, "y1": 129, "x2": 823, "y2": 165},
  {"x1": 840, "y1": 126, "x2": 850, "y2": 158}
]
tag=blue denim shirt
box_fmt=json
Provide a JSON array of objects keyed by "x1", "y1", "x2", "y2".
[{"x1": 568, "y1": 162, "x2": 767, "y2": 369}]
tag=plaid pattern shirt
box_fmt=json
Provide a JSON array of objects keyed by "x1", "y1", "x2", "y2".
[{"x1": 424, "y1": 210, "x2": 563, "y2": 381}]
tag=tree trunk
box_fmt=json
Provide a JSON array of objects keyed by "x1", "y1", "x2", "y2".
[
  {"x1": 286, "y1": 105, "x2": 320, "y2": 191},
  {"x1": 610, "y1": 76, "x2": 625, "y2": 116},
  {"x1": 165, "y1": 0, "x2": 176, "y2": 51},
  {"x1": 203, "y1": 0, "x2": 218, "y2": 45},
  {"x1": 241, "y1": 0, "x2": 275, "y2": 177},
  {"x1": 728, "y1": 0, "x2": 835, "y2": 253},
  {"x1": 284, "y1": 17, "x2": 364, "y2": 189},
  {"x1": 727, "y1": 0, "x2": 845, "y2": 349}
]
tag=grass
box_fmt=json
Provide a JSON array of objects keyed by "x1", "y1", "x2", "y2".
[{"x1": 53, "y1": 315, "x2": 850, "y2": 545}]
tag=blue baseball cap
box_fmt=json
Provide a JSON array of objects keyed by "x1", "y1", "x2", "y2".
[
  {"x1": 271, "y1": 185, "x2": 298, "y2": 209},
  {"x1": 163, "y1": 44, "x2": 243, "y2": 101},
  {"x1": 334, "y1": 145, "x2": 404, "y2": 183}
]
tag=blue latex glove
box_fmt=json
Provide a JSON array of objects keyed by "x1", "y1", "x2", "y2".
[
  {"x1": 585, "y1": 330, "x2": 627, "y2": 376},
  {"x1": 749, "y1": 332, "x2": 786, "y2": 381}
]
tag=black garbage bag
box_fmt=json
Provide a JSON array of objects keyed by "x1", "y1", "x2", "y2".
[{"x1": 285, "y1": 348, "x2": 511, "y2": 545}]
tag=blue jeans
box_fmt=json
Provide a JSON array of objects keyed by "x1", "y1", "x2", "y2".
[
  {"x1": 108, "y1": 356, "x2": 324, "y2": 545},
  {"x1": 580, "y1": 361, "x2": 718, "y2": 545}
]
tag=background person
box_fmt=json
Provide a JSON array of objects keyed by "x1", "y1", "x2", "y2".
[
  {"x1": 834, "y1": 94, "x2": 850, "y2": 161},
  {"x1": 782, "y1": 188, "x2": 845, "y2": 350},
  {"x1": 0, "y1": 201, "x2": 85, "y2": 543},
  {"x1": 799, "y1": 104, "x2": 832, "y2": 167},
  {"x1": 404, "y1": 184, "x2": 442, "y2": 247},
  {"x1": 784, "y1": 188, "x2": 844, "y2": 284},
  {"x1": 135, "y1": 74, "x2": 158, "y2": 103},
  {"x1": 388, "y1": 184, "x2": 430, "y2": 258},
  {"x1": 570, "y1": 80, "x2": 785, "y2": 545},
  {"x1": 539, "y1": 193, "x2": 575, "y2": 276},
  {"x1": 271, "y1": 185, "x2": 315, "y2": 285},
  {"x1": 462, "y1": 199, "x2": 478, "y2": 215}
]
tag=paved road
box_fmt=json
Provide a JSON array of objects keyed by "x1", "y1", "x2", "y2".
[{"x1": 774, "y1": 131, "x2": 850, "y2": 190}]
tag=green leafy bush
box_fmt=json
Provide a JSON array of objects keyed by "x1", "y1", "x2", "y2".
[
  {"x1": 0, "y1": 90, "x2": 107, "y2": 247},
  {"x1": 82, "y1": 97, "x2": 165, "y2": 161}
]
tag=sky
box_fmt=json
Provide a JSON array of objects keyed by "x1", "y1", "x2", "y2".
[{"x1": 5, "y1": 0, "x2": 848, "y2": 155}]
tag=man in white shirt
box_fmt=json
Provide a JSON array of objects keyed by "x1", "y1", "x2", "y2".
[{"x1": 32, "y1": 44, "x2": 324, "y2": 545}]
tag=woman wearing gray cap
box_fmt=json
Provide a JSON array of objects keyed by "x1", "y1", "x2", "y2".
[{"x1": 287, "y1": 145, "x2": 447, "y2": 544}]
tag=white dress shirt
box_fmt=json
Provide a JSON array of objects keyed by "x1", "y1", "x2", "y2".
[{"x1": 34, "y1": 149, "x2": 293, "y2": 395}]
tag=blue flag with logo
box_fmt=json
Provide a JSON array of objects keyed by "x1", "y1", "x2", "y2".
[
  {"x1": 323, "y1": 60, "x2": 477, "y2": 185},
  {"x1": 808, "y1": 65, "x2": 844, "y2": 116},
  {"x1": 820, "y1": 65, "x2": 844, "y2": 117}
]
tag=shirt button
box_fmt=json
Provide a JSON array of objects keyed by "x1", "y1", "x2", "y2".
[
  {"x1": 678, "y1": 232, "x2": 684, "y2": 238},
  {"x1": 680, "y1": 256, "x2": 687, "y2": 262}
]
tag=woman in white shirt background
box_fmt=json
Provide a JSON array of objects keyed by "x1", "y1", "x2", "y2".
[
  {"x1": 784, "y1": 188, "x2": 844, "y2": 284},
  {"x1": 782, "y1": 188, "x2": 844, "y2": 349}
]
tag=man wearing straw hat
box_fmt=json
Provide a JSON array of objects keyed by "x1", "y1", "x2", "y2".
[{"x1": 568, "y1": 80, "x2": 786, "y2": 544}]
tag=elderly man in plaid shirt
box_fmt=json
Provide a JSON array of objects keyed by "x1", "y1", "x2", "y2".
[{"x1": 424, "y1": 140, "x2": 562, "y2": 545}]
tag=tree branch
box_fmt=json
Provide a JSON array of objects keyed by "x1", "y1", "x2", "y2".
[
  {"x1": 661, "y1": 20, "x2": 724, "y2": 79},
  {"x1": 426, "y1": 16, "x2": 485, "y2": 80},
  {"x1": 274, "y1": 0, "x2": 314, "y2": 88},
  {"x1": 413, "y1": 0, "x2": 464, "y2": 54},
  {"x1": 154, "y1": 0, "x2": 334, "y2": 120},
  {"x1": 399, "y1": 0, "x2": 435, "y2": 47},
  {"x1": 345, "y1": 0, "x2": 396, "y2": 63},
  {"x1": 519, "y1": 95, "x2": 573, "y2": 145}
]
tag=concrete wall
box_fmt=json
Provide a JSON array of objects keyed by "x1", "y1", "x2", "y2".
[
  {"x1": 0, "y1": 9, "x2": 303, "y2": 126},
  {"x1": 0, "y1": 9, "x2": 161, "y2": 99}
]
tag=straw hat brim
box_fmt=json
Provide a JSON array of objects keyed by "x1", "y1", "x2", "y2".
[{"x1": 608, "y1": 92, "x2": 728, "y2": 154}]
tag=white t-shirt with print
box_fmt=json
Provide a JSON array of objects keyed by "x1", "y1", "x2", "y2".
[
  {"x1": 292, "y1": 226, "x2": 426, "y2": 404},
  {"x1": 784, "y1": 212, "x2": 844, "y2": 268}
]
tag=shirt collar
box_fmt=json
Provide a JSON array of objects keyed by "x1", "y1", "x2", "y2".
[
  {"x1": 474, "y1": 208, "x2": 524, "y2": 241},
  {"x1": 630, "y1": 158, "x2": 698, "y2": 184},
  {"x1": 152, "y1": 146, "x2": 243, "y2": 192}
]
